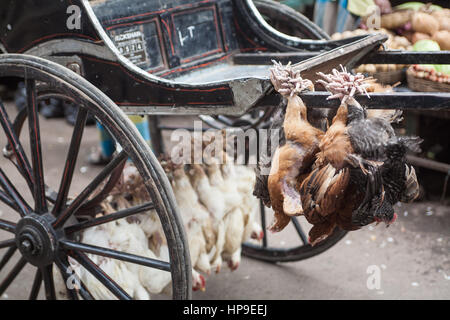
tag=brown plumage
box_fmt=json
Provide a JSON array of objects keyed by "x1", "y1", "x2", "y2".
[
  {"x1": 267, "y1": 61, "x2": 324, "y2": 232},
  {"x1": 298, "y1": 99, "x2": 357, "y2": 245},
  {"x1": 298, "y1": 68, "x2": 371, "y2": 245}
]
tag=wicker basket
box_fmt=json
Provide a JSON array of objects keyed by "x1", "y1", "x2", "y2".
[
  {"x1": 406, "y1": 68, "x2": 450, "y2": 92},
  {"x1": 373, "y1": 69, "x2": 406, "y2": 85}
]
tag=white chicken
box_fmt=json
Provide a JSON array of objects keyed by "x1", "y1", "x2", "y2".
[
  {"x1": 187, "y1": 164, "x2": 226, "y2": 221},
  {"x1": 136, "y1": 209, "x2": 163, "y2": 242},
  {"x1": 170, "y1": 163, "x2": 212, "y2": 286},
  {"x1": 74, "y1": 223, "x2": 151, "y2": 300},
  {"x1": 108, "y1": 219, "x2": 172, "y2": 295},
  {"x1": 205, "y1": 162, "x2": 242, "y2": 214},
  {"x1": 221, "y1": 207, "x2": 245, "y2": 271},
  {"x1": 186, "y1": 164, "x2": 226, "y2": 273},
  {"x1": 234, "y1": 165, "x2": 264, "y2": 242},
  {"x1": 69, "y1": 133, "x2": 265, "y2": 297}
]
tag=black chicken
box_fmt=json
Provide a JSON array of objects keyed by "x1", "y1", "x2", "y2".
[
  {"x1": 348, "y1": 106, "x2": 422, "y2": 227},
  {"x1": 311, "y1": 66, "x2": 422, "y2": 233}
]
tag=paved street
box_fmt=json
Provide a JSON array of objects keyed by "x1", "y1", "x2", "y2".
[{"x1": 0, "y1": 105, "x2": 449, "y2": 300}]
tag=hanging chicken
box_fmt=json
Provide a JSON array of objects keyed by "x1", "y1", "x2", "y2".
[
  {"x1": 298, "y1": 67, "x2": 373, "y2": 245},
  {"x1": 264, "y1": 61, "x2": 325, "y2": 233},
  {"x1": 255, "y1": 61, "x2": 422, "y2": 246},
  {"x1": 300, "y1": 66, "x2": 422, "y2": 244}
]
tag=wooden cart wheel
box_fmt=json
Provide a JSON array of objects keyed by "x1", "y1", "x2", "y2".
[
  {"x1": 242, "y1": 205, "x2": 347, "y2": 263},
  {"x1": 253, "y1": 0, "x2": 330, "y2": 40},
  {"x1": 0, "y1": 54, "x2": 191, "y2": 299}
]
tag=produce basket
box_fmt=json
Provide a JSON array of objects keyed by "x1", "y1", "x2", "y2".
[
  {"x1": 407, "y1": 66, "x2": 450, "y2": 92},
  {"x1": 373, "y1": 68, "x2": 406, "y2": 85}
]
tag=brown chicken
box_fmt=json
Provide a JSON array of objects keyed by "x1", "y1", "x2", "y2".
[
  {"x1": 267, "y1": 61, "x2": 324, "y2": 232},
  {"x1": 299, "y1": 67, "x2": 421, "y2": 245},
  {"x1": 299, "y1": 67, "x2": 372, "y2": 245}
]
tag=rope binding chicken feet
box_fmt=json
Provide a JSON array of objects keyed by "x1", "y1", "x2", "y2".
[{"x1": 267, "y1": 61, "x2": 324, "y2": 233}]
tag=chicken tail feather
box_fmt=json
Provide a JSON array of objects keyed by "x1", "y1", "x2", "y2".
[
  {"x1": 308, "y1": 217, "x2": 337, "y2": 246},
  {"x1": 401, "y1": 165, "x2": 420, "y2": 203}
]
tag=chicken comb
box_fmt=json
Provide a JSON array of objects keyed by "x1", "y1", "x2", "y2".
[
  {"x1": 270, "y1": 60, "x2": 313, "y2": 97},
  {"x1": 316, "y1": 65, "x2": 371, "y2": 104}
]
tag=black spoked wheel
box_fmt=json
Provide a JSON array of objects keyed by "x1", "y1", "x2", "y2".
[
  {"x1": 0, "y1": 54, "x2": 191, "y2": 300},
  {"x1": 253, "y1": 0, "x2": 330, "y2": 40},
  {"x1": 242, "y1": 202, "x2": 347, "y2": 263}
]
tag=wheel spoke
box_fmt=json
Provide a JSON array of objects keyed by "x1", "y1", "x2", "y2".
[
  {"x1": 28, "y1": 268, "x2": 42, "y2": 300},
  {"x1": 4, "y1": 106, "x2": 27, "y2": 155},
  {"x1": 76, "y1": 158, "x2": 126, "y2": 215},
  {"x1": 54, "y1": 256, "x2": 79, "y2": 300},
  {"x1": 0, "y1": 189, "x2": 19, "y2": 211},
  {"x1": 60, "y1": 239, "x2": 170, "y2": 272},
  {"x1": 45, "y1": 185, "x2": 58, "y2": 204},
  {"x1": 26, "y1": 79, "x2": 48, "y2": 214},
  {"x1": 68, "y1": 250, "x2": 132, "y2": 300},
  {"x1": 53, "y1": 150, "x2": 127, "y2": 228},
  {"x1": 3, "y1": 106, "x2": 27, "y2": 161},
  {"x1": 291, "y1": 217, "x2": 308, "y2": 245},
  {"x1": 53, "y1": 107, "x2": 88, "y2": 215},
  {"x1": 0, "y1": 219, "x2": 16, "y2": 233},
  {"x1": 54, "y1": 254, "x2": 93, "y2": 300},
  {"x1": 0, "y1": 168, "x2": 32, "y2": 216},
  {"x1": 0, "y1": 99, "x2": 34, "y2": 191},
  {"x1": 41, "y1": 264, "x2": 56, "y2": 300},
  {"x1": 0, "y1": 246, "x2": 16, "y2": 272},
  {"x1": 0, "y1": 239, "x2": 15, "y2": 249},
  {"x1": 0, "y1": 257, "x2": 27, "y2": 296},
  {"x1": 259, "y1": 200, "x2": 267, "y2": 248},
  {"x1": 77, "y1": 279, "x2": 95, "y2": 300},
  {"x1": 65, "y1": 202, "x2": 154, "y2": 235}
]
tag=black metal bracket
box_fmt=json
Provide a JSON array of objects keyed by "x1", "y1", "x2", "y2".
[
  {"x1": 299, "y1": 92, "x2": 450, "y2": 110},
  {"x1": 234, "y1": 51, "x2": 450, "y2": 66},
  {"x1": 260, "y1": 91, "x2": 450, "y2": 110}
]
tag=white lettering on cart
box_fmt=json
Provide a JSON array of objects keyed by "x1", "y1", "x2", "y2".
[{"x1": 178, "y1": 26, "x2": 196, "y2": 46}]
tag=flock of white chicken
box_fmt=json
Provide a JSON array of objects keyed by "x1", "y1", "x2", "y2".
[{"x1": 53, "y1": 138, "x2": 263, "y2": 299}]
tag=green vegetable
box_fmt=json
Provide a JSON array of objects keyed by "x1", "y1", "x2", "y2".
[
  {"x1": 413, "y1": 39, "x2": 441, "y2": 51},
  {"x1": 429, "y1": 5, "x2": 443, "y2": 11},
  {"x1": 394, "y1": 2, "x2": 442, "y2": 11},
  {"x1": 412, "y1": 40, "x2": 449, "y2": 75},
  {"x1": 394, "y1": 2, "x2": 425, "y2": 11},
  {"x1": 438, "y1": 65, "x2": 450, "y2": 76}
]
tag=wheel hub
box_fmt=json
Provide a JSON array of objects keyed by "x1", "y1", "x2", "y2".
[{"x1": 15, "y1": 213, "x2": 58, "y2": 267}]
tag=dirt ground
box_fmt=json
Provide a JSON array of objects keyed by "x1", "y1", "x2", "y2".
[{"x1": 0, "y1": 105, "x2": 449, "y2": 300}]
